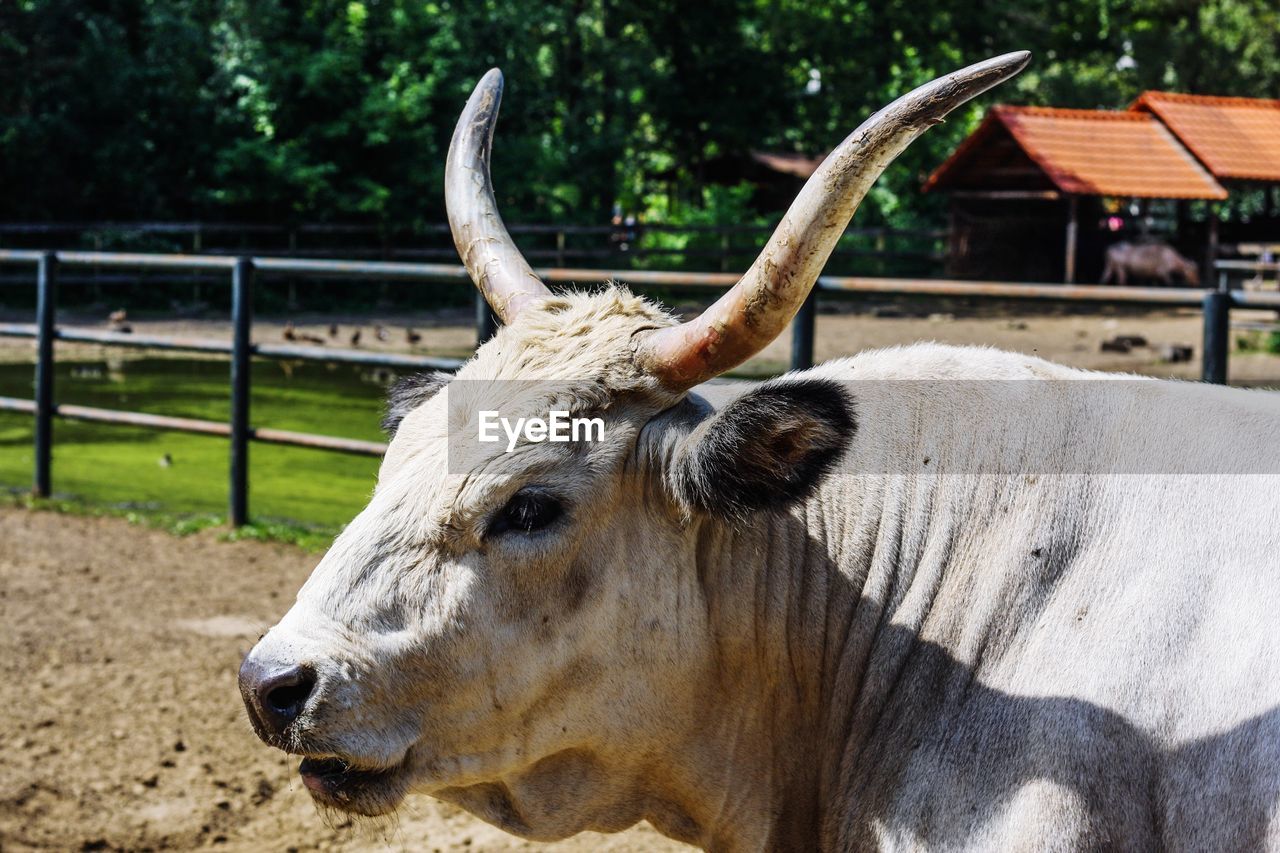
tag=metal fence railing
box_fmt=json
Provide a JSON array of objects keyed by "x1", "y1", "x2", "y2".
[
  {"x1": 0, "y1": 221, "x2": 948, "y2": 284},
  {"x1": 0, "y1": 250, "x2": 1276, "y2": 527}
]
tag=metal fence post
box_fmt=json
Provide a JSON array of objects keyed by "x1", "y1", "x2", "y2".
[
  {"x1": 1201, "y1": 289, "x2": 1229, "y2": 385},
  {"x1": 475, "y1": 290, "x2": 499, "y2": 346},
  {"x1": 790, "y1": 288, "x2": 817, "y2": 372},
  {"x1": 229, "y1": 258, "x2": 254, "y2": 526},
  {"x1": 33, "y1": 252, "x2": 57, "y2": 498}
]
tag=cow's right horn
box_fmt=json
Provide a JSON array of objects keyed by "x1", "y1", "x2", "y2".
[
  {"x1": 636, "y1": 51, "x2": 1031, "y2": 390},
  {"x1": 446, "y1": 69, "x2": 551, "y2": 325}
]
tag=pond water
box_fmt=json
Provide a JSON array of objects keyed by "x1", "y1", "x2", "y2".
[{"x1": 0, "y1": 356, "x2": 414, "y2": 530}]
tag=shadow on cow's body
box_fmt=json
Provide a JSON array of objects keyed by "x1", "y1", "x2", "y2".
[{"x1": 829, "y1": 626, "x2": 1280, "y2": 850}]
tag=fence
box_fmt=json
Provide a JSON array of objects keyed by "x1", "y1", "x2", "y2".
[
  {"x1": 0, "y1": 221, "x2": 946, "y2": 279},
  {"x1": 0, "y1": 250, "x2": 1277, "y2": 527}
]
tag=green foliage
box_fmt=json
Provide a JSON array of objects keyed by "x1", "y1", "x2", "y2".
[
  {"x1": 635, "y1": 182, "x2": 766, "y2": 270},
  {"x1": 1234, "y1": 330, "x2": 1280, "y2": 355},
  {"x1": 2, "y1": 1, "x2": 1279, "y2": 229}
]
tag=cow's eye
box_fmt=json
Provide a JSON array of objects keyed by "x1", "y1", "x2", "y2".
[{"x1": 488, "y1": 488, "x2": 563, "y2": 537}]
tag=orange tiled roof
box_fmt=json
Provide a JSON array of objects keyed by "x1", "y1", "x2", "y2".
[
  {"x1": 1130, "y1": 91, "x2": 1280, "y2": 181},
  {"x1": 924, "y1": 105, "x2": 1227, "y2": 199}
]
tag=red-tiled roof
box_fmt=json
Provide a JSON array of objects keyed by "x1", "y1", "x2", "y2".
[
  {"x1": 1130, "y1": 91, "x2": 1280, "y2": 181},
  {"x1": 925, "y1": 105, "x2": 1227, "y2": 199}
]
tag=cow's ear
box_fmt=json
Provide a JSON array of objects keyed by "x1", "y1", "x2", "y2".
[
  {"x1": 383, "y1": 371, "x2": 452, "y2": 436},
  {"x1": 673, "y1": 378, "x2": 855, "y2": 518}
]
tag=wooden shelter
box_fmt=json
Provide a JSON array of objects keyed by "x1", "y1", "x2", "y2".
[
  {"x1": 1129, "y1": 92, "x2": 1280, "y2": 261},
  {"x1": 923, "y1": 106, "x2": 1226, "y2": 282}
]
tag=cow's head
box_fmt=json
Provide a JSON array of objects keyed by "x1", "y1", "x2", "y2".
[{"x1": 240, "y1": 53, "x2": 1028, "y2": 841}]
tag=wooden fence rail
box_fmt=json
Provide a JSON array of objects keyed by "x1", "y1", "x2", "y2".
[{"x1": 0, "y1": 249, "x2": 1274, "y2": 526}]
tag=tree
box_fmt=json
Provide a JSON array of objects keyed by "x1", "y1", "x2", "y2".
[{"x1": 2, "y1": 0, "x2": 1278, "y2": 229}]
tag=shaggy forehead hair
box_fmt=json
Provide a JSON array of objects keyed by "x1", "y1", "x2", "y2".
[
  {"x1": 371, "y1": 288, "x2": 684, "y2": 550},
  {"x1": 457, "y1": 287, "x2": 678, "y2": 389}
]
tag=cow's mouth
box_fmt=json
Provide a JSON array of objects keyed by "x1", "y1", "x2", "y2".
[{"x1": 298, "y1": 755, "x2": 407, "y2": 816}]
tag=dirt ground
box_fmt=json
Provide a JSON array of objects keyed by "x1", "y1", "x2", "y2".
[
  {"x1": 0, "y1": 508, "x2": 688, "y2": 852},
  {"x1": 2, "y1": 303, "x2": 1279, "y2": 385}
]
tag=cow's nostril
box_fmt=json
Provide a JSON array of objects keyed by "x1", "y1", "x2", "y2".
[
  {"x1": 239, "y1": 657, "x2": 317, "y2": 738},
  {"x1": 264, "y1": 670, "x2": 315, "y2": 714},
  {"x1": 260, "y1": 665, "x2": 315, "y2": 720}
]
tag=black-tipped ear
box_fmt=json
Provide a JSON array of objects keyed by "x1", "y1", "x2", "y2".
[
  {"x1": 674, "y1": 378, "x2": 855, "y2": 518},
  {"x1": 383, "y1": 371, "x2": 452, "y2": 436}
]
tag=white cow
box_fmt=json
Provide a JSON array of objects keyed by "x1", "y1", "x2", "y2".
[{"x1": 240, "y1": 52, "x2": 1280, "y2": 851}]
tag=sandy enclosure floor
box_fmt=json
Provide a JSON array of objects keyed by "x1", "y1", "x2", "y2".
[
  {"x1": 1, "y1": 304, "x2": 1278, "y2": 384},
  {"x1": 0, "y1": 509, "x2": 688, "y2": 852}
]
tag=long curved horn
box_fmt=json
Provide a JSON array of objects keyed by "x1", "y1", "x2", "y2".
[
  {"x1": 637, "y1": 51, "x2": 1031, "y2": 389},
  {"x1": 446, "y1": 69, "x2": 550, "y2": 324}
]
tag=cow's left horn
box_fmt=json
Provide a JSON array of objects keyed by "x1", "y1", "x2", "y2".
[
  {"x1": 636, "y1": 51, "x2": 1031, "y2": 389},
  {"x1": 446, "y1": 68, "x2": 550, "y2": 325}
]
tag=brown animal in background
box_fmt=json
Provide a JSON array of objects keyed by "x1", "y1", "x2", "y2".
[{"x1": 1101, "y1": 242, "x2": 1200, "y2": 286}]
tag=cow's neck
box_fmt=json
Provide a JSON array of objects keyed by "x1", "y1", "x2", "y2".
[{"x1": 659, "y1": 469, "x2": 968, "y2": 851}]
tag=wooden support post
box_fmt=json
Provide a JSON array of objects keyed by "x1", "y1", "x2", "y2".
[
  {"x1": 475, "y1": 290, "x2": 499, "y2": 346},
  {"x1": 947, "y1": 203, "x2": 959, "y2": 278},
  {"x1": 33, "y1": 253, "x2": 57, "y2": 498},
  {"x1": 287, "y1": 228, "x2": 299, "y2": 310},
  {"x1": 1204, "y1": 208, "x2": 1219, "y2": 287},
  {"x1": 91, "y1": 234, "x2": 103, "y2": 303},
  {"x1": 790, "y1": 289, "x2": 817, "y2": 372},
  {"x1": 1175, "y1": 200, "x2": 1189, "y2": 251},
  {"x1": 229, "y1": 258, "x2": 254, "y2": 527},
  {"x1": 1201, "y1": 289, "x2": 1229, "y2": 385},
  {"x1": 1064, "y1": 195, "x2": 1079, "y2": 284}
]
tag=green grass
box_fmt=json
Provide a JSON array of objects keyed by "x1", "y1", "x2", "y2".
[
  {"x1": 1235, "y1": 330, "x2": 1280, "y2": 356},
  {"x1": 0, "y1": 356, "x2": 400, "y2": 548},
  {"x1": 0, "y1": 491, "x2": 341, "y2": 551}
]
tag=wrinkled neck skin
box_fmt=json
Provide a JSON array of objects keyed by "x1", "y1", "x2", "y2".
[
  {"x1": 610, "y1": 403, "x2": 992, "y2": 852},
  {"x1": 644, "y1": 481, "x2": 899, "y2": 851},
  {"x1": 665, "y1": 503, "x2": 870, "y2": 852},
  {"x1": 620, "y1": 375, "x2": 1095, "y2": 851}
]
